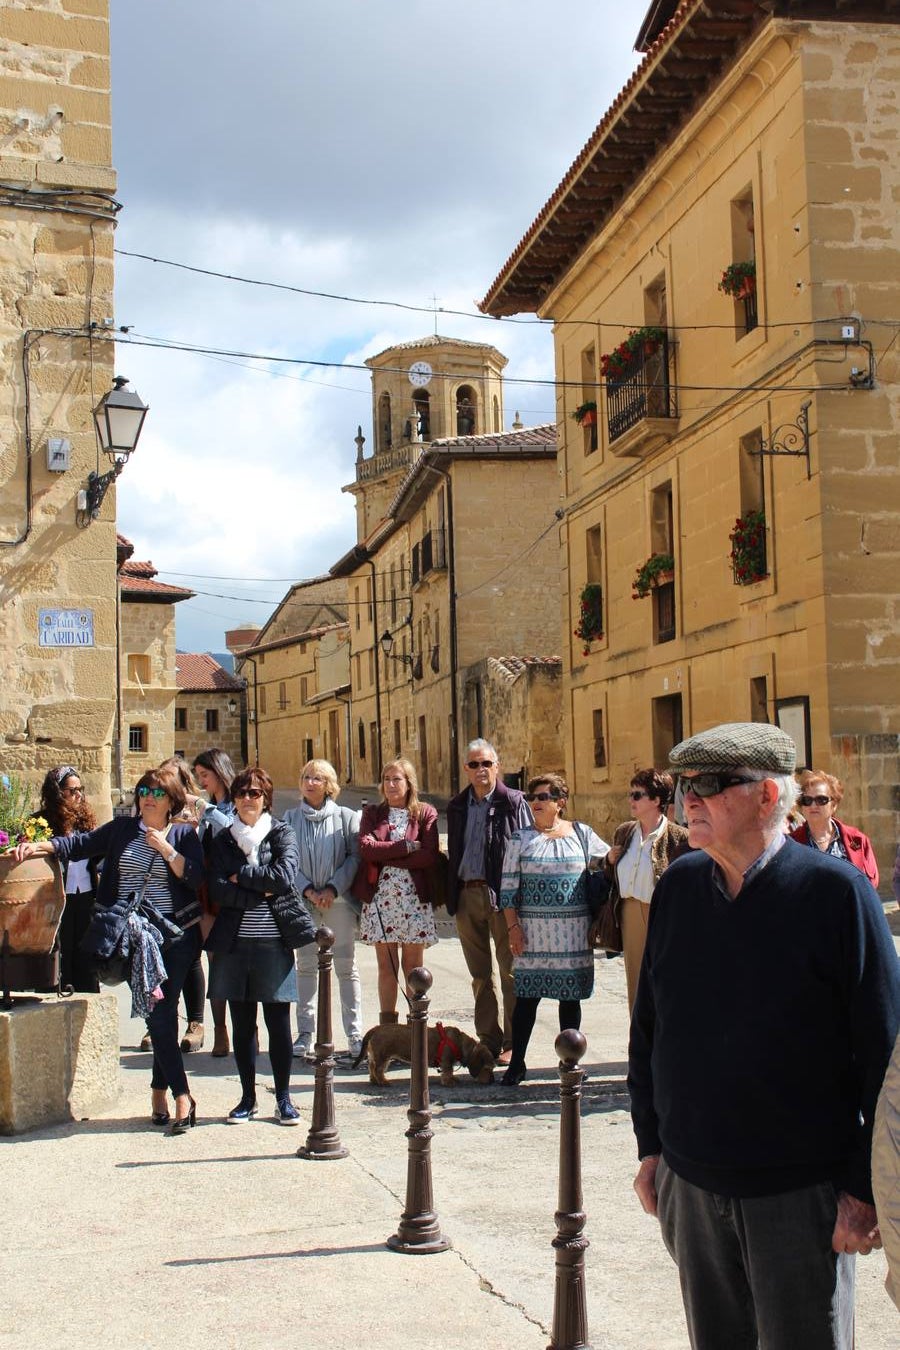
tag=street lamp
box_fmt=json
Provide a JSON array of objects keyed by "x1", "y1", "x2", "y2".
[
  {"x1": 380, "y1": 629, "x2": 415, "y2": 666},
  {"x1": 78, "y1": 377, "x2": 149, "y2": 524}
]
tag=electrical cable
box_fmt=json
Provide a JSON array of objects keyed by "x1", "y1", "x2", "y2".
[
  {"x1": 96, "y1": 328, "x2": 873, "y2": 396},
  {"x1": 114, "y1": 247, "x2": 900, "y2": 333}
]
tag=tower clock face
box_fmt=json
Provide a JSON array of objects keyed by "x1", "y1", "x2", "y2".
[{"x1": 408, "y1": 360, "x2": 433, "y2": 388}]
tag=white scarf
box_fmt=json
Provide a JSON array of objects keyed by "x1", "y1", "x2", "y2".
[{"x1": 230, "y1": 812, "x2": 272, "y2": 864}]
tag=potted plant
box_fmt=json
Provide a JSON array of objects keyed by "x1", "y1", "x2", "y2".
[
  {"x1": 0, "y1": 772, "x2": 62, "y2": 919},
  {"x1": 0, "y1": 773, "x2": 51, "y2": 853},
  {"x1": 572, "y1": 400, "x2": 597, "y2": 427},
  {"x1": 573, "y1": 583, "x2": 603, "y2": 654},
  {"x1": 632, "y1": 552, "x2": 675, "y2": 599},
  {"x1": 729, "y1": 509, "x2": 768, "y2": 585},
  {"x1": 719, "y1": 259, "x2": 756, "y2": 300},
  {"x1": 600, "y1": 326, "x2": 666, "y2": 381}
]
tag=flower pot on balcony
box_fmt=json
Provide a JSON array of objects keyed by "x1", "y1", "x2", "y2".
[
  {"x1": 0, "y1": 854, "x2": 65, "y2": 956},
  {"x1": 649, "y1": 568, "x2": 674, "y2": 589}
]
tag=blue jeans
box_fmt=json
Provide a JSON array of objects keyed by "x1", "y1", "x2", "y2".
[
  {"x1": 147, "y1": 925, "x2": 202, "y2": 1098},
  {"x1": 656, "y1": 1159, "x2": 855, "y2": 1350}
]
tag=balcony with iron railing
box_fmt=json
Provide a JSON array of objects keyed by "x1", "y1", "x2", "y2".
[
  {"x1": 606, "y1": 333, "x2": 678, "y2": 459},
  {"x1": 411, "y1": 529, "x2": 447, "y2": 586}
]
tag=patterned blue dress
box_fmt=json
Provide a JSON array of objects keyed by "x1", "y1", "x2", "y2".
[{"x1": 499, "y1": 826, "x2": 608, "y2": 1001}]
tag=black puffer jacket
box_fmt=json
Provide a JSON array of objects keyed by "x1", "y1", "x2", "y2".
[{"x1": 206, "y1": 819, "x2": 316, "y2": 953}]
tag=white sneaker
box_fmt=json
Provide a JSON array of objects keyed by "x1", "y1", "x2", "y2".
[{"x1": 292, "y1": 1036, "x2": 312, "y2": 1060}]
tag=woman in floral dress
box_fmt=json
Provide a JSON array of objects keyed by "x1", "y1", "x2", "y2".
[
  {"x1": 498, "y1": 772, "x2": 608, "y2": 1086},
  {"x1": 354, "y1": 759, "x2": 438, "y2": 1025}
]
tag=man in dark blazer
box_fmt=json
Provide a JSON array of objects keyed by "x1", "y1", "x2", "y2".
[{"x1": 446, "y1": 739, "x2": 531, "y2": 1063}]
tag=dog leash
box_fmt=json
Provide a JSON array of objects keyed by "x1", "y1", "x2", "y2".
[{"x1": 372, "y1": 895, "x2": 413, "y2": 1010}]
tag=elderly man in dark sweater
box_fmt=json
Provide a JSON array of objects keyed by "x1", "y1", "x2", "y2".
[
  {"x1": 446, "y1": 739, "x2": 531, "y2": 1063},
  {"x1": 628, "y1": 722, "x2": 899, "y2": 1350}
]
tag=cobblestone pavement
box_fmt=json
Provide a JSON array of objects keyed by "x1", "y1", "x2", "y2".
[{"x1": 1, "y1": 928, "x2": 894, "y2": 1349}]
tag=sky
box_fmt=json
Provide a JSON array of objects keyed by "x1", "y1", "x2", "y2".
[{"x1": 109, "y1": 2, "x2": 644, "y2": 653}]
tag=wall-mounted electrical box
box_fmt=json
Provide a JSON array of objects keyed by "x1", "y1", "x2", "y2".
[{"x1": 47, "y1": 437, "x2": 71, "y2": 471}]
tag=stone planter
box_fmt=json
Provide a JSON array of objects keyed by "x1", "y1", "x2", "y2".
[{"x1": 0, "y1": 854, "x2": 65, "y2": 956}]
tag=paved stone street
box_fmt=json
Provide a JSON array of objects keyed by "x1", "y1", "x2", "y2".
[{"x1": 2, "y1": 921, "x2": 895, "y2": 1350}]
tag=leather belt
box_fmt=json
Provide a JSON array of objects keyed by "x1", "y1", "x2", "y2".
[{"x1": 461, "y1": 878, "x2": 488, "y2": 887}]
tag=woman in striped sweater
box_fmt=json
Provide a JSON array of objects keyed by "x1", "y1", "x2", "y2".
[{"x1": 207, "y1": 767, "x2": 315, "y2": 1126}]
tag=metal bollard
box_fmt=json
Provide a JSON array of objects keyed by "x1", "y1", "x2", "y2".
[
  {"x1": 386, "y1": 966, "x2": 451, "y2": 1255},
  {"x1": 548, "y1": 1029, "x2": 591, "y2": 1350},
  {"x1": 296, "y1": 927, "x2": 348, "y2": 1161}
]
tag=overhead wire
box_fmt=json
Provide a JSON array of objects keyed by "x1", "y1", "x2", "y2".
[{"x1": 114, "y1": 247, "x2": 900, "y2": 333}]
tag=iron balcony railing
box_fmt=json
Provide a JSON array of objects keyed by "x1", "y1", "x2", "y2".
[
  {"x1": 606, "y1": 333, "x2": 677, "y2": 445},
  {"x1": 412, "y1": 529, "x2": 447, "y2": 586}
]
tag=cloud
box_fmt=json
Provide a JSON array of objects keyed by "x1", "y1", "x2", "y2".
[{"x1": 108, "y1": 1, "x2": 643, "y2": 650}]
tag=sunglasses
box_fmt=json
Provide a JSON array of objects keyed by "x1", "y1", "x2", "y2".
[
  {"x1": 466, "y1": 759, "x2": 495, "y2": 769},
  {"x1": 524, "y1": 791, "x2": 561, "y2": 803},
  {"x1": 628, "y1": 790, "x2": 649, "y2": 801},
  {"x1": 235, "y1": 788, "x2": 264, "y2": 800},
  {"x1": 681, "y1": 773, "x2": 755, "y2": 799},
  {"x1": 799, "y1": 794, "x2": 831, "y2": 807},
  {"x1": 137, "y1": 786, "x2": 168, "y2": 800}
]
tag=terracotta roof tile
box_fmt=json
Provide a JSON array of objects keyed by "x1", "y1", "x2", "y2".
[{"x1": 175, "y1": 653, "x2": 243, "y2": 692}]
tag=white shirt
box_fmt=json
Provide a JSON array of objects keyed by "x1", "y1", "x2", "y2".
[{"x1": 616, "y1": 815, "x2": 667, "y2": 904}]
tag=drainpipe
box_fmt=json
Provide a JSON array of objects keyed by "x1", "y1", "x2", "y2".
[
  {"x1": 422, "y1": 461, "x2": 459, "y2": 795},
  {"x1": 366, "y1": 555, "x2": 383, "y2": 776}
]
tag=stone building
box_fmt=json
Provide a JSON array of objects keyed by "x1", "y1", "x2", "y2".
[
  {"x1": 333, "y1": 335, "x2": 563, "y2": 797},
  {"x1": 235, "y1": 576, "x2": 349, "y2": 785},
  {"x1": 481, "y1": 0, "x2": 900, "y2": 884},
  {"x1": 118, "y1": 540, "x2": 192, "y2": 790},
  {"x1": 173, "y1": 653, "x2": 244, "y2": 768},
  {"x1": 0, "y1": 0, "x2": 121, "y2": 812}
]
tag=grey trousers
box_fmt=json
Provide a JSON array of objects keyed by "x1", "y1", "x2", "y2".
[{"x1": 656, "y1": 1158, "x2": 855, "y2": 1350}]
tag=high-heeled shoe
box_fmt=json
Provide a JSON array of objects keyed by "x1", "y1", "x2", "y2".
[
  {"x1": 151, "y1": 1091, "x2": 170, "y2": 1125},
  {"x1": 501, "y1": 1063, "x2": 527, "y2": 1087},
  {"x1": 169, "y1": 1096, "x2": 197, "y2": 1135}
]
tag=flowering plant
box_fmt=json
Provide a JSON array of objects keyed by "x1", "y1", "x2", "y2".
[
  {"x1": 0, "y1": 773, "x2": 52, "y2": 852},
  {"x1": 632, "y1": 552, "x2": 675, "y2": 599},
  {"x1": 600, "y1": 326, "x2": 665, "y2": 381},
  {"x1": 729, "y1": 509, "x2": 768, "y2": 585},
  {"x1": 572, "y1": 400, "x2": 597, "y2": 425},
  {"x1": 718, "y1": 260, "x2": 756, "y2": 299},
  {"x1": 573, "y1": 584, "x2": 603, "y2": 654}
]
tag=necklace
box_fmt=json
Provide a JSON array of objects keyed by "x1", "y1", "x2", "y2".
[{"x1": 811, "y1": 823, "x2": 834, "y2": 849}]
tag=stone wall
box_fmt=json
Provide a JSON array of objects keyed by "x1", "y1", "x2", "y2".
[
  {"x1": 120, "y1": 600, "x2": 177, "y2": 783},
  {"x1": 0, "y1": 0, "x2": 118, "y2": 814}
]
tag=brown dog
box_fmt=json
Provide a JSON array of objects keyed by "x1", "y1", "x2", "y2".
[{"x1": 352, "y1": 1021, "x2": 495, "y2": 1086}]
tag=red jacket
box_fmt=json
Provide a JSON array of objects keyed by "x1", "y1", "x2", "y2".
[
  {"x1": 789, "y1": 819, "x2": 879, "y2": 888},
  {"x1": 352, "y1": 801, "x2": 439, "y2": 906}
]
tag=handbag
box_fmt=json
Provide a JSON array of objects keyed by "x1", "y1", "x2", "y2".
[{"x1": 574, "y1": 823, "x2": 623, "y2": 954}]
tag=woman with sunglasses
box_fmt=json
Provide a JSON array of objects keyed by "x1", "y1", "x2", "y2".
[
  {"x1": 497, "y1": 773, "x2": 608, "y2": 1086},
  {"x1": 14, "y1": 766, "x2": 205, "y2": 1133},
  {"x1": 353, "y1": 759, "x2": 438, "y2": 1026},
  {"x1": 604, "y1": 769, "x2": 690, "y2": 1015},
  {"x1": 35, "y1": 765, "x2": 100, "y2": 992},
  {"x1": 206, "y1": 767, "x2": 315, "y2": 1125},
  {"x1": 789, "y1": 769, "x2": 879, "y2": 886}
]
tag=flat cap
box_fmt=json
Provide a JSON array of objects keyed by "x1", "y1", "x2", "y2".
[{"x1": 669, "y1": 722, "x2": 796, "y2": 774}]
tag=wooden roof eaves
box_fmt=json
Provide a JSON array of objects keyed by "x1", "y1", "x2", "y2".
[{"x1": 480, "y1": 0, "x2": 767, "y2": 317}]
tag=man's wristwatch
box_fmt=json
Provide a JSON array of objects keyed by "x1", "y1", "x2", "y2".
[{"x1": 167, "y1": 849, "x2": 178, "y2": 864}]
